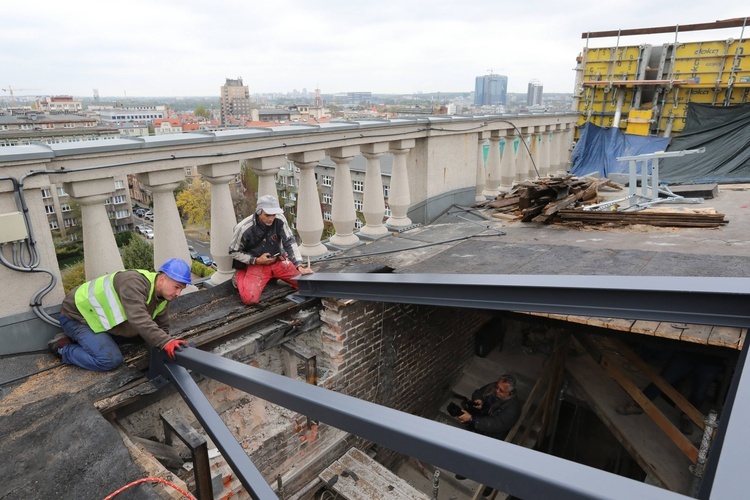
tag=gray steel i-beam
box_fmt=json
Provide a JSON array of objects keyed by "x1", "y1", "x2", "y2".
[
  {"x1": 161, "y1": 347, "x2": 686, "y2": 500},
  {"x1": 295, "y1": 274, "x2": 750, "y2": 327},
  {"x1": 163, "y1": 359, "x2": 277, "y2": 500}
]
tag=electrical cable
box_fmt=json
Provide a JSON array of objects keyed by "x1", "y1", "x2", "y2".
[
  {"x1": 0, "y1": 176, "x2": 60, "y2": 327},
  {"x1": 103, "y1": 476, "x2": 196, "y2": 500},
  {"x1": 316, "y1": 232, "x2": 503, "y2": 263},
  {"x1": 441, "y1": 204, "x2": 506, "y2": 234},
  {"x1": 491, "y1": 119, "x2": 541, "y2": 179}
]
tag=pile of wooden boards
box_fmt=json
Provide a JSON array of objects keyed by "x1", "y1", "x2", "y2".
[
  {"x1": 479, "y1": 174, "x2": 622, "y2": 224},
  {"x1": 558, "y1": 207, "x2": 728, "y2": 227},
  {"x1": 479, "y1": 174, "x2": 729, "y2": 228}
]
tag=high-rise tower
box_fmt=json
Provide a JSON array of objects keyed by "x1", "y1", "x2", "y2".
[
  {"x1": 474, "y1": 74, "x2": 508, "y2": 106},
  {"x1": 220, "y1": 77, "x2": 251, "y2": 125},
  {"x1": 527, "y1": 79, "x2": 543, "y2": 106}
]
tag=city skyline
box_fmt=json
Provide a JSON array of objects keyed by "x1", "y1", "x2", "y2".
[{"x1": 3, "y1": 1, "x2": 748, "y2": 98}]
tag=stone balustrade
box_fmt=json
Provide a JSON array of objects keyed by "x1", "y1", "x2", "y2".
[{"x1": 0, "y1": 113, "x2": 577, "y2": 326}]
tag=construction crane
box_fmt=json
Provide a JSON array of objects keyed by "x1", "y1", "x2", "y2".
[{"x1": 1, "y1": 85, "x2": 41, "y2": 106}]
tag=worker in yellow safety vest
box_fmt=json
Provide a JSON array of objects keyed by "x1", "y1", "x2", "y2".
[{"x1": 48, "y1": 258, "x2": 191, "y2": 371}]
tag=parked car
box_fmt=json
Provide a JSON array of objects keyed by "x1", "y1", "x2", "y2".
[
  {"x1": 188, "y1": 245, "x2": 199, "y2": 260},
  {"x1": 142, "y1": 229, "x2": 154, "y2": 239},
  {"x1": 144, "y1": 211, "x2": 154, "y2": 222},
  {"x1": 134, "y1": 208, "x2": 147, "y2": 218},
  {"x1": 135, "y1": 224, "x2": 148, "y2": 234},
  {"x1": 195, "y1": 254, "x2": 213, "y2": 267}
]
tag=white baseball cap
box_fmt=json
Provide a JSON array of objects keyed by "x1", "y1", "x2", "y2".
[{"x1": 256, "y1": 195, "x2": 284, "y2": 215}]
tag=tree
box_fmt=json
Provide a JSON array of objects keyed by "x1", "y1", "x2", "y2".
[
  {"x1": 61, "y1": 261, "x2": 86, "y2": 294},
  {"x1": 121, "y1": 235, "x2": 154, "y2": 271},
  {"x1": 232, "y1": 182, "x2": 254, "y2": 221},
  {"x1": 176, "y1": 183, "x2": 211, "y2": 229},
  {"x1": 62, "y1": 201, "x2": 83, "y2": 242},
  {"x1": 194, "y1": 105, "x2": 210, "y2": 119},
  {"x1": 234, "y1": 161, "x2": 258, "y2": 220}
]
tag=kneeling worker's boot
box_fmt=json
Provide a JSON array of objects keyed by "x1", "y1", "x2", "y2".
[{"x1": 48, "y1": 333, "x2": 71, "y2": 359}]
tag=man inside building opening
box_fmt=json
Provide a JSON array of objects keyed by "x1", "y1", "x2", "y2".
[
  {"x1": 456, "y1": 373, "x2": 521, "y2": 440},
  {"x1": 453, "y1": 374, "x2": 521, "y2": 496},
  {"x1": 228, "y1": 195, "x2": 313, "y2": 305},
  {"x1": 48, "y1": 258, "x2": 192, "y2": 371}
]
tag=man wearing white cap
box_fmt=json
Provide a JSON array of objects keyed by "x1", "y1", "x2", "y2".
[{"x1": 228, "y1": 195, "x2": 313, "y2": 304}]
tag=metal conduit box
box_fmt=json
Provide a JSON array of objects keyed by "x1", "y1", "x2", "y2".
[{"x1": 0, "y1": 212, "x2": 27, "y2": 244}]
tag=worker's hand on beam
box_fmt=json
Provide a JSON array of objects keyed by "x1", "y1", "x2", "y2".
[{"x1": 163, "y1": 339, "x2": 188, "y2": 359}]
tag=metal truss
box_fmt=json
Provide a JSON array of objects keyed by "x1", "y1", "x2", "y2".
[{"x1": 148, "y1": 274, "x2": 750, "y2": 499}]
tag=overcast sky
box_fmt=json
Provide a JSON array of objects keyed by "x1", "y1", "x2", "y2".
[{"x1": 2, "y1": 1, "x2": 748, "y2": 98}]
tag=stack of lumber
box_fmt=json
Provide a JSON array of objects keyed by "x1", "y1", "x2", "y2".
[
  {"x1": 480, "y1": 175, "x2": 729, "y2": 228},
  {"x1": 558, "y1": 207, "x2": 728, "y2": 228},
  {"x1": 480, "y1": 174, "x2": 622, "y2": 224}
]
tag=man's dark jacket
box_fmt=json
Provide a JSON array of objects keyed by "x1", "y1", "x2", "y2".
[{"x1": 470, "y1": 382, "x2": 522, "y2": 440}]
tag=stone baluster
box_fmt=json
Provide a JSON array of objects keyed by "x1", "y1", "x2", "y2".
[
  {"x1": 515, "y1": 130, "x2": 531, "y2": 182},
  {"x1": 538, "y1": 127, "x2": 551, "y2": 177},
  {"x1": 198, "y1": 162, "x2": 241, "y2": 285},
  {"x1": 499, "y1": 131, "x2": 516, "y2": 191},
  {"x1": 327, "y1": 146, "x2": 361, "y2": 248},
  {"x1": 386, "y1": 139, "x2": 415, "y2": 228},
  {"x1": 138, "y1": 169, "x2": 192, "y2": 272},
  {"x1": 288, "y1": 151, "x2": 328, "y2": 257},
  {"x1": 63, "y1": 178, "x2": 123, "y2": 280},
  {"x1": 560, "y1": 125, "x2": 572, "y2": 171},
  {"x1": 529, "y1": 129, "x2": 542, "y2": 179},
  {"x1": 475, "y1": 133, "x2": 488, "y2": 202},
  {"x1": 248, "y1": 156, "x2": 285, "y2": 199},
  {"x1": 482, "y1": 133, "x2": 502, "y2": 197},
  {"x1": 360, "y1": 143, "x2": 390, "y2": 238},
  {"x1": 549, "y1": 126, "x2": 562, "y2": 174}
]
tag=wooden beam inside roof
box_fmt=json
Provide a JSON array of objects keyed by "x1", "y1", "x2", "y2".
[{"x1": 581, "y1": 17, "x2": 749, "y2": 39}]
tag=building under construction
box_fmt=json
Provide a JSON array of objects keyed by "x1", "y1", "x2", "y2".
[{"x1": 574, "y1": 18, "x2": 749, "y2": 137}]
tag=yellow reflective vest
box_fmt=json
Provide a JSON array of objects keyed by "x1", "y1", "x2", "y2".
[{"x1": 74, "y1": 270, "x2": 167, "y2": 333}]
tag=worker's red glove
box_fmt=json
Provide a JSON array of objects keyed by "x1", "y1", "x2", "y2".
[{"x1": 163, "y1": 339, "x2": 188, "y2": 359}]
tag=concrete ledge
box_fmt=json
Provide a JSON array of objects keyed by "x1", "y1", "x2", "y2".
[{"x1": 0, "y1": 305, "x2": 61, "y2": 355}]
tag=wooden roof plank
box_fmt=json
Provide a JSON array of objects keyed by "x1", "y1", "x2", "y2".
[
  {"x1": 677, "y1": 324, "x2": 713, "y2": 345},
  {"x1": 514, "y1": 313, "x2": 743, "y2": 350},
  {"x1": 603, "y1": 317, "x2": 637, "y2": 332},
  {"x1": 632, "y1": 320, "x2": 661, "y2": 336},
  {"x1": 709, "y1": 326, "x2": 744, "y2": 349},
  {"x1": 654, "y1": 323, "x2": 688, "y2": 342},
  {"x1": 567, "y1": 315, "x2": 590, "y2": 326}
]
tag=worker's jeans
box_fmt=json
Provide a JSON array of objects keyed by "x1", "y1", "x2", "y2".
[
  {"x1": 235, "y1": 259, "x2": 300, "y2": 305},
  {"x1": 59, "y1": 314, "x2": 124, "y2": 371}
]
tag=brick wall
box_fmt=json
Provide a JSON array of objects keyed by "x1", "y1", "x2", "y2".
[
  {"x1": 319, "y1": 298, "x2": 492, "y2": 418},
  {"x1": 157, "y1": 300, "x2": 490, "y2": 493}
]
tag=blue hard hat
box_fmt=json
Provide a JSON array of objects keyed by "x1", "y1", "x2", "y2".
[{"x1": 158, "y1": 258, "x2": 192, "y2": 285}]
